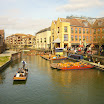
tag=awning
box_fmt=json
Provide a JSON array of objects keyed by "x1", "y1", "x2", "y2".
[
  {"x1": 52, "y1": 38, "x2": 61, "y2": 43},
  {"x1": 79, "y1": 45, "x2": 83, "y2": 47},
  {"x1": 55, "y1": 48, "x2": 64, "y2": 49}
]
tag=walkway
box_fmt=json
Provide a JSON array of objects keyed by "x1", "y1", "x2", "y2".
[
  {"x1": 80, "y1": 59, "x2": 104, "y2": 71},
  {"x1": 0, "y1": 50, "x2": 17, "y2": 57}
]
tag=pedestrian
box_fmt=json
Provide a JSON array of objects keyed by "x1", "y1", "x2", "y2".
[
  {"x1": 74, "y1": 49, "x2": 77, "y2": 54},
  {"x1": 98, "y1": 62, "x2": 100, "y2": 67},
  {"x1": 49, "y1": 53, "x2": 51, "y2": 59},
  {"x1": 84, "y1": 47, "x2": 87, "y2": 54}
]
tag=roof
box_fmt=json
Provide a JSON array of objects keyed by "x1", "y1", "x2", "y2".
[
  {"x1": 22, "y1": 34, "x2": 35, "y2": 39},
  {"x1": 36, "y1": 27, "x2": 51, "y2": 35},
  {"x1": 60, "y1": 18, "x2": 91, "y2": 27},
  {"x1": 93, "y1": 18, "x2": 104, "y2": 28},
  {"x1": 11, "y1": 34, "x2": 27, "y2": 37},
  {"x1": 7, "y1": 34, "x2": 33, "y2": 38},
  {"x1": 52, "y1": 38, "x2": 61, "y2": 43}
]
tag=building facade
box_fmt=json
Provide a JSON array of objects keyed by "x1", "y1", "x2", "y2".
[
  {"x1": 22, "y1": 35, "x2": 36, "y2": 49},
  {"x1": 35, "y1": 27, "x2": 51, "y2": 50},
  {"x1": 92, "y1": 18, "x2": 104, "y2": 47},
  {"x1": 0, "y1": 30, "x2": 5, "y2": 53},
  {"x1": 5, "y1": 34, "x2": 35, "y2": 49},
  {"x1": 51, "y1": 18, "x2": 93, "y2": 50}
]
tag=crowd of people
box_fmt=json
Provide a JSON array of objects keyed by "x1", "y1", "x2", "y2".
[{"x1": 68, "y1": 45, "x2": 92, "y2": 55}]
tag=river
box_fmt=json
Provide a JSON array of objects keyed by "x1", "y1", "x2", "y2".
[{"x1": 0, "y1": 55, "x2": 104, "y2": 104}]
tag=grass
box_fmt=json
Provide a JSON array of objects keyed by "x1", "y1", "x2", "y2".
[{"x1": 0, "y1": 56, "x2": 10, "y2": 66}]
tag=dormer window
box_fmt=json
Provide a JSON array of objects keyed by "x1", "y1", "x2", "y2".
[
  {"x1": 98, "y1": 21, "x2": 102, "y2": 26},
  {"x1": 83, "y1": 22, "x2": 88, "y2": 27}
]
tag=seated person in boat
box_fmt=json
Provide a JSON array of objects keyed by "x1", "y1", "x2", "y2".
[
  {"x1": 25, "y1": 68, "x2": 28, "y2": 72},
  {"x1": 16, "y1": 73, "x2": 20, "y2": 77}
]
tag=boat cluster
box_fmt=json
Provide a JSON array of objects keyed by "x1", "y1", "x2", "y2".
[
  {"x1": 41, "y1": 55, "x2": 67, "y2": 60},
  {"x1": 13, "y1": 68, "x2": 28, "y2": 81}
]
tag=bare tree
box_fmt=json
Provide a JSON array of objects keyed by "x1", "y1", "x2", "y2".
[{"x1": 96, "y1": 37, "x2": 104, "y2": 55}]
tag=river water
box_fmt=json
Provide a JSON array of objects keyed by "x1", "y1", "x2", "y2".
[{"x1": 0, "y1": 55, "x2": 104, "y2": 104}]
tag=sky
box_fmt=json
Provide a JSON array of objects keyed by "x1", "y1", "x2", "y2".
[{"x1": 0, "y1": 0, "x2": 104, "y2": 37}]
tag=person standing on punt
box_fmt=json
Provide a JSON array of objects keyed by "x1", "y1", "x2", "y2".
[{"x1": 22, "y1": 59, "x2": 27, "y2": 69}]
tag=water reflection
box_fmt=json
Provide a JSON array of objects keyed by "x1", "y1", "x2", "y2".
[
  {"x1": 1, "y1": 54, "x2": 104, "y2": 104},
  {"x1": 0, "y1": 58, "x2": 22, "y2": 85},
  {"x1": 13, "y1": 80, "x2": 27, "y2": 85},
  {"x1": 0, "y1": 73, "x2": 5, "y2": 84}
]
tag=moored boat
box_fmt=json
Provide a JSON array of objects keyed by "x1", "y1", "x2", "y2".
[
  {"x1": 41, "y1": 55, "x2": 68, "y2": 60},
  {"x1": 51, "y1": 62, "x2": 94, "y2": 70}
]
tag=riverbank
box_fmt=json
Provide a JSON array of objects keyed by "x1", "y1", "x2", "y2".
[
  {"x1": 0, "y1": 56, "x2": 10, "y2": 67},
  {"x1": 0, "y1": 50, "x2": 21, "y2": 71}
]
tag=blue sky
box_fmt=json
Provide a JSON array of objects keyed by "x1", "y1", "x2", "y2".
[{"x1": 0, "y1": 0, "x2": 104, "y2": 37}]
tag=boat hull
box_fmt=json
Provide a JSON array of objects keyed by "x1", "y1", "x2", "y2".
[
  {"x1": 51, "y1": 63, "x2": 94, "y2": 70},
  {"x1": 13, "y1": 75, "x2": 27, "y2": 81},
  {"x1": 57, "y1": 65, "x2": 94, "y2": 70}
]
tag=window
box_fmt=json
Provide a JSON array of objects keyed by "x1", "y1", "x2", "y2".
[
  {"x1": 41, "y1": 38, "x2": 42, "y2": 43},
  {"x1": 75, "y1": 28, "x2": 77, "y2": 33},
  {"x1": 79, "y1": 35, "x2": 81, "y2": 41},
  {"x1": 44, "y1": 38, "x2": 46, "y2": 42},
  {"x1": 71, "y1": 28, "x2": 73, "y2": 33},
  {"x1": 37, "y1": 39, "x2": 39, "y2": 43},
  {"x1": 94, "y1": 29, "x2": 96, "y2": 34},
  {"x1": 83, "y1": 29, "x2": 85, "y2": 34},
  {"x1": 90, "y1": 36, "x2": 92, "y2": 41},
  {"x1": 90, "y1": 29, "x2": 92, "y2": 34},
  {"x1": 83, "y1": 36, "x2": 85, "y2": 41},
  {"x1": 94, "y1": 36, "x2": 96, "y2": 41},
  {"x1": 86, "y1": 36, "x2": 88, "y2": 41},
  {"x1": 52, "y1": 29, "x2": 54, "y2": 34},
  {"x1": 97, "y1": 29, "x2": 100, "y2": 34},
  {"x1": 75, "y1": 35, "x2": 78, "y2": 41},
  {"x1": 71, "y1": 35, "x2": 74, "y2": 41},
  {"x1": 58, "y1": 27, "x2": 60, "y2": 33},
  {"x1": 53, "y1": 36, "x2": 54, "y2": 41},
  {"x1": 102, "y1": 28, "x2": 104, "y2": 34},
  {"x1": 64, "y1": 34, "x2": 68, "y2": 41},
  {"x1": 79, "y1": 28, "x2": 81, "y2": 34},
  {"x1": 98, "y1": 36, "x2": 100, "y2": 40},
  {"x1": 86, "y1": 29, "x2": 88, "y2": 34},
  {"x1": 64, "y1": 26, "x2": 67, "y2": 32}
]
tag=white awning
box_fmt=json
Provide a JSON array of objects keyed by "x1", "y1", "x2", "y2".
[{"x1": 52, "y1": 38, "x2": 61, "y2": 43}]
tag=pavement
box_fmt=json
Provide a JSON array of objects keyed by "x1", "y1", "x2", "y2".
[{"x1": 0, "y1": 50, "x2": 17, "y2": 57}]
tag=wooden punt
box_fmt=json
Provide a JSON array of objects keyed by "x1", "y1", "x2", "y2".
[
  {"x1": 13, "y1": 73, "x2": 28, "y2": 81},
  {"x1": 57, "y1": 65, "x2": 94, "y2": 70},
  {"x1": 50, "y1": 62, "x2": 94, "y2": 70},
  {"x1": 13, "y1": 69, "x2": 28, "y2": 81}
]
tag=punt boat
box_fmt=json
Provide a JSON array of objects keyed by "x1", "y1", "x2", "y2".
[
  {"x1": 51, "y1": 62, "x2": 94, "y2": 70},
  {"x1": 13, "y1": 68, "x2": 28, "y2": 81}
]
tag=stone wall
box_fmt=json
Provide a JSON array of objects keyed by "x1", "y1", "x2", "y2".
[
  {"x1": 0, "y1": 51, "x2": 22, "y2": 71},
  {"x1": 11, "y1": 52, "x2": 21, "y2": 61},
  {"x1": 0, "y1": 60, "x2": 12, "y2": 71}
]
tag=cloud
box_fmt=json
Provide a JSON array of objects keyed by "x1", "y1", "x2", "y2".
[
  {"x1": 56, "y1": 0, "x2": 104, "y2": 12},
  {"x1": 0, "y1": 16, "x2": 51, "y2": 37},
  {"x1": 99, "y1": 11, "x2": 104, "y2": 17}
]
